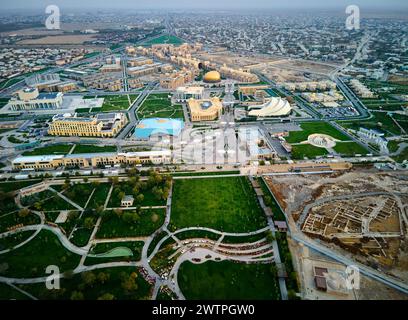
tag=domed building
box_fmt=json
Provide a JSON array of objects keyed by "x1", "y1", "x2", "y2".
[{"x1": 203, "y1": 71, "x2": 221, "y2": 83}]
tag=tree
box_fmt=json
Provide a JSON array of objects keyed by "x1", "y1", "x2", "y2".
[
  {"x1": 266, "y1": 231, "x2": 275, "y2": 243},
  {"x1": 123, "y1": 211, "x2": 140, "y2": 224},
  {"x1": 113, "y1": 208, "x2": 123, "y2": 218},
  {"x1": 152, "y1": 186, "x2": 163, "y2": 201},
  {"x1": 34, "y1": 202, "x2": 42, "y2": 211},
  {"x1": 83, "y1": 177, "x2": 89, "y2": 183},
  {"x1": 96, "y1": 205, "x2": 105, "y2": 216},
  {"x1": 70, "y1": 291, "x2": 84, "y2": 300},
  {"x1": 84, "y1": 217, "x2": 95, "y2": 230},
  {"x1": 98, "y1": 293, "x2": 115, "y2": 300},
  {"x1": 121, "y1": 276, "x2": 138, "y2": 292},
  {"x1": 97, "y1": 272, "x2": 110, "y2": 284},
  {"x1": 18, "y1": 208, "x2": 31, "y2": 218},
  {"x1": 68, "y1": 211, "x2": 79, "y2": 221},
  {"x1": 136, "y1": 194, "x2": 144, "y2": 204},
  {"x1": 81, "y1": 271, "x2": 96, "y2": 287}
]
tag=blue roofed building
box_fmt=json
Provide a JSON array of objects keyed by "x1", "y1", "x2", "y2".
[{"x1": 134, "y1": 118, "x2": 184, "y2": 140}]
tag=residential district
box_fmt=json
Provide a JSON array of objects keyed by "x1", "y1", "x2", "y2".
[{"x1": 0, "y1": 5, "x2": 407, "y2": 302}]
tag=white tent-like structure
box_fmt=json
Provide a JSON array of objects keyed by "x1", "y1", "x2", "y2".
[{"x1": 248, "y1": 97, "x2": 292, "y2": 117}]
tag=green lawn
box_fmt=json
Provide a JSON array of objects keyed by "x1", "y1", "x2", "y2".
[
  {"x1": 0, "y1": 230, "x2": 36, "y2": 251},
  {"x1": 0, "y1": 179, "x2": 42, "y2": 193},
  {"x1": 141, "y1": 35, "x2": 184, "y2": 46},
  {"x1": 84, "y1": 241, "x2": 144, "y2": 265},
  {"x1": 96, "y1": 209, "x2": 165, "y2": 238},
  {"x1": 137, "y1": 93, "x2": 183, "y2": 119},
  {"x1": 333, "y1": 142, "x2": 369, "y2": 156},
  {"x1": 0, "y1": 230, "x2": 81, "y2": 278},
  {"x1": 26, "y1": 190, "x2": 76, "y2": 212},
  {"x1": 18, "y1": 267, "x2": 152, "y2": 300},
  {"x1": 86, "y1": 183, "x2": 111, "y2": 209},
  {"x1": 338, "y1": 112, "x2": 408, "y2": 137},
  {"x1": 258, "y1": 177, "x2": 286, "y2": 221},
  {"x1": 62, "y1": 183, "x2": 95, "y2": 208},
  {"x1": 170, "y1": 177, "x2": 267, "y2": 233},
  {"x1": 72, "y1": 144, "x2": 117, "y2": 154},
  {"x1": 178, "y1": 261, "x2": 280, "y2": 300},
  {"x1": 0, "y1": 283, "x2": 30, "y2": 300},
  {"x1": 291, "y1": 144, "x2": 329, "y2": 160},
  {"x1": 100, "y1": 95, "x2": 137, "y2": 112},
  {"x1": 0, "y1": 212, "x2": 40, "y2": 233},
  {"x1": 22, "y1": 144, "x2": 73, "y2": 156},
  {"x1": 108, "y1": 181, "x2": 167, "y2": 208},
  {"x1": 392, "y1": 146, "x2": 408, "y2": 163},
  {"x1": 286, "y1": 122, "x2": 350, "y2": 143}
]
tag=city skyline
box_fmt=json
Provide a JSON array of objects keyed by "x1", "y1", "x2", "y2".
[{"x1": 0, "y1": 0, "x2": 408, "y2": 11}]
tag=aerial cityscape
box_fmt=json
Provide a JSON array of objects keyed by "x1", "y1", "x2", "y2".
[{"x1": 0, "y1": 0, "x2": 407, "y2": 305}]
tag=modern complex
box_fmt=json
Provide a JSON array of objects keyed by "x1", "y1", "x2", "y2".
[
  {"x1": 12, "y1": 150, "x2": 172, "y2": 170},
  {"x1": 187, "y1": 97, "x2": 223, "y2": 121},
  {"x1": 248, "y1": 97, "x2": 292, "y2": 117},
  {"x1": 7, "y1": 87, "x2": 64, "y2": 111},
  {"x1": 48, "y1": 113, "x2": 128, "y2": 138}
]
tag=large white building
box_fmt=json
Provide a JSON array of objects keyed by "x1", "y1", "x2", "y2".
[
  {"x1": 8, "y1": 87, "x2": 64, "y2": 111},
  {"x1": 12, "y1": 150, "x2": 172, "y2": 170},
  {"x1": 248, "y1": 97, "x2": 292, "y2": 117}
]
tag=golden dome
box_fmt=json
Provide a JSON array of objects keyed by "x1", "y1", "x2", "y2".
[{"x1": 203, "y1": 71, "x2": 221, "y2": 83}]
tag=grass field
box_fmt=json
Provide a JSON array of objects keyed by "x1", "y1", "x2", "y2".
[
  {"x1": 23, "y1": 144, "x2": 73, "y2": 156},
  {"x1": 63, "y1": 183, "x2": 95, "y2": 208},
  {"x1": 0, "y1": 179, "x2": 42, "y2": 193},
  {"x1": 0, "y1": 230, "x2": 81, "y2": 278},
  {"x1": 141, "y1": 35, "x2": 184, "y2": 46},
  {"x1": 96, "y1": 209, "x2": 165, "y2": 238},
  {"x1": 178, "y1": 261, "x2": 280, "y2": 300},
  {"x1": 71, "y1": 144, "x2": 117, "y2": 154},
  {"x1": 0, "y1": 212, "x2": 40, "y2": 233},
  {"x1": 170, "y1": 177, "x2": 267, "y2": 233},
  {"x1": 333, "y1": 142, "x2": 369, "y2": 156},
  {"x1": 100, "y1": 95, "x2": 138, "y2": 112},
  {"x1": 291, "y1": 144, "x2": 329, "y2": 160},
  {"x1": 137, "y1": 93, "x2": 183, "y2": 119},
  {"x1": 86, "y1": 183, "x2": 111, "y2": 209},
  {"x1": 18, "y1": 267, "x2": 152, "y2": 300},
  {"x1": 338, "y1": 112, "x2": 408, "y2": 137},
  {"x1": 84, "y1": 241, "x2": 144, "y2": 265},
  {"x1": 286, "y1": 122, "x2": 349, "y2": 143}
]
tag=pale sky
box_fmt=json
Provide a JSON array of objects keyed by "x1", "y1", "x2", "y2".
[{"x1": 0, "y1": 0, "x2": 407, "y2": 11}]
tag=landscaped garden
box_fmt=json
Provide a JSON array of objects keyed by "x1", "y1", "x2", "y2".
[
  {"x1": 285, "y1": 121, "x2": 349, "y2": 143},
  {"x1": 99, "y1": 94, "x2": 138, "y2": 112},
  {"x1": 22, "y1": 144, "x2": 73, "y2": 156},
  {"x1": 0, "y1": 230, "x2": 81, "y2": 278},
  {"x1": 96, "y1": 209, "x2": 165, "y2": 238},
  {"x1": 137, "y1": 93, "x2": 184, "y2": 119},
  {"x1": 18, "y1": 267, "x2": 152, "y2": 300},
  {"x1": 170, "y1": 177, "x2": 267, "y2": 233},
  {"x1": 141, "y1": 35, "x2": 184, "y2": 46}
]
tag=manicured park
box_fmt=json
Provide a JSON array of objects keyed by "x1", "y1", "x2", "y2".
[
  {"x1": 137, "y1": 93, "x2": 184, "y2": 119},
  {"x1": 178, "y1": 261, "x2": 281, "y2": 300},
  {"x1": 286, "y1": 121, "x2": 349, "y2": 143},
  {"x1": 141, "y1": 35, "x2": 184, "y2": 46}
]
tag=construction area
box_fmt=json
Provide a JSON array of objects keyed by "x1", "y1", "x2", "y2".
[{"x1": 264, "y1": 170, "x2": 408, "y2": 286}]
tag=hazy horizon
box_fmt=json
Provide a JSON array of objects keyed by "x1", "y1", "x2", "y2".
[{"x1": 0, "y1": 0, "x2": 407, "y2": 11}]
